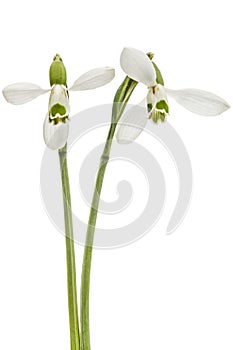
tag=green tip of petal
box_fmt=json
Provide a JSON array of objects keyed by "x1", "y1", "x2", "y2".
[
  {"x1": 151, "y1": 110, "x2": 167, "y2": 123},
  {"x1": 156, "y1": 100, "x2": 169, "y2": 113},
  {"x1": 50, "y1": 103, "x2": 67, "y2": 117},
  {"x1": 50, "y1": 54, "x2": 67, "y2": 86}
]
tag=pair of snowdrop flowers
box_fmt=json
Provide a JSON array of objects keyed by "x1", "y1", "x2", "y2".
[
  {"x1": 3, "y1": 49, "x2": 230, "y2": 148},
  {"x1": 116, "y1": 48, "x2": 230, "y2": 143},
  {"x1": 3, "y1": 54, "x2": 115, "y2": 149}
]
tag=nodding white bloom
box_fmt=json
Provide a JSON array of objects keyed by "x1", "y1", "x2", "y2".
[
  {"x1": 117, "y1": 47, "x2": 230, "y2": 143},
  {"x1": 3, "y1": 54, "x2": 115, "y2": 150}
]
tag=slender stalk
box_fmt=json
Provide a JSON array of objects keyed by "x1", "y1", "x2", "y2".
[
  {"x1": 80, "y1": 77, "x2": 138, "y2": 350},
  {"x1": 59, "y1": 144, "x2": 80, "y2": 350}
]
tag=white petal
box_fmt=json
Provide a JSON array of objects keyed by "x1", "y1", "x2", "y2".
[
  {"x1": 43, "y1": 116, "x2": 69, "y2": 150},
  {"x1": 155, "y1": 84, "x2": 168, "y2": 103},
  {"x1": 2, "y1": 83, "x2": 49, "y2": 105},
  {"x1": 49, "y1": 85, "x2": 70, "y2": 116},
  {"x1": 116, "y1": 102, "x2": 148, "y2": 143},
  {"x1": 120, "y1": 47, "x2": 156, "y2": 87},
  {"x1": 69, "y1": 67, "x2": 115, "y2": 91},
  {"x1": 166, "y1": 88, "x2": 230, "y2": 116}
]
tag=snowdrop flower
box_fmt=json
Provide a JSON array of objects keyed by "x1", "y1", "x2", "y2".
[
  {"x1": 117, "y1": 47, "x2": 230, "y2": 143},
  {"x1": 3, "y1": 54, "x2": 115, "y2": 149}
]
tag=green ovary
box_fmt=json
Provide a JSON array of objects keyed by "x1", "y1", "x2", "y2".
[{"x1": 49, "y1": 54, "x2": 67, "y2": 86}]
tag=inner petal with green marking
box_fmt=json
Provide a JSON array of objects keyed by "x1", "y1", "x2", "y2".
[
  {"x1": 147, "y1": 84, "x2": 170, "y2": 123},
  {"x1": 48, "y1": 85, "x2": 70, "y2": 118},
  {"x1": 148, "y1": 99, "x2": 169, "y2": 123}
]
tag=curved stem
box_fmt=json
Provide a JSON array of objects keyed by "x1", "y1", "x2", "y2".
[
  {"x1": 80, "y1": 77, "x2": 138, "y2": 350},
  {"x1": 80, "y1": 123, "x2": 116, "y2": 350},
  {"x1": 59, "y1": 144, "x2": 80, "y2": 350}
]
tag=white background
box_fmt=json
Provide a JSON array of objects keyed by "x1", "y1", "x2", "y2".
[{"x1": 0, "y1": 0, "x2": 233, "y2": 349}]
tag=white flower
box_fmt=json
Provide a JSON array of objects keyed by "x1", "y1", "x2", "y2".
[
  {"x1": 2, "y1": 55, "x2": 115, "y2": 150},
  {"x1": 117, "y1": 47, "x2": 230, "y2": 143}
]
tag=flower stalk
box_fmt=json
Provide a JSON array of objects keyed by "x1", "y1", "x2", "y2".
[
  {"x1": 59, "y1": 144, "x2": 80, "y2": 350},
  {"x1": 80, "y1": 76, "x2": 138, "y2": 350}
]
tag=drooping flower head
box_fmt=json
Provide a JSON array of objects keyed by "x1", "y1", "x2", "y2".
[
  {"x1": 3, "y1": 54, "x2": 115, "y2": 149},
  {"x1": 117, "y1": 48, "x2": 230, "y2": 143},
  {"x1": 120, "y1": 49, "x2": 169, "y2": 122}
]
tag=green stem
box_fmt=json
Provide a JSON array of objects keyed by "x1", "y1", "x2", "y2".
[
  {"x1": 80, "y1": 77, "x2": 138, "y2": 350},
  {"x1": 59, "y1": 144, "x2": 80, "y2": 350}
]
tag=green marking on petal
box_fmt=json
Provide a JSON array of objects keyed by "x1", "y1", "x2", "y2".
[
  {"x1": 49, "y1": 54, "x2": 67, "y2": 86},
  {"x1": 160, "y1": 112, "x2": 166, "y2": 122},
  {"x1": 50, "y1": 103, "x2": 66, "y2": 117},
  {"x1": 49, "y1": 115, "x2": 69, "y2": 125},
  {"x1": 147, "y1": 103, "x2": 153, "y2": 113},
  {"x1": 151, "y1": 110, "x2": 166, "y2": 123},
  {"x1": 156, "y1": 100, "x2": 169, "y2": 113}
]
